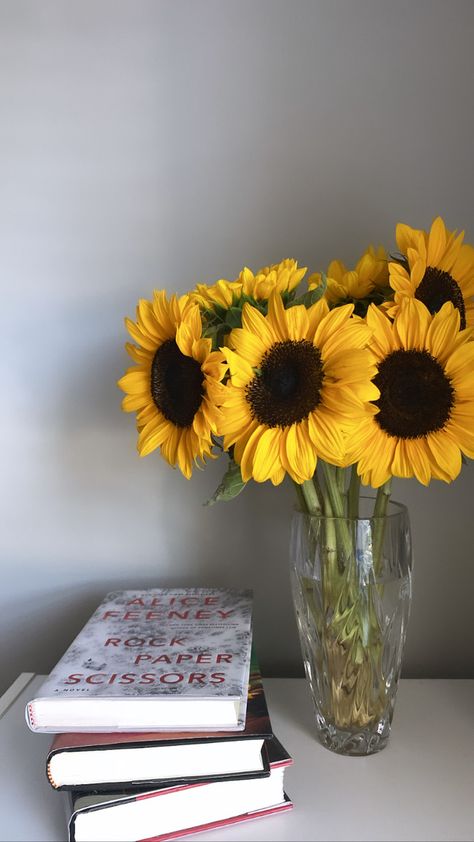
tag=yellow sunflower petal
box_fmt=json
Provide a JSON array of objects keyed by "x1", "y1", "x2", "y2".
[
  {"x1": 270, "y1": 466, "x2": 286, "y2": 486},
  {"x1": 138, "y1": 418, "x2": 170, "y2": 457},
  {"x1": 388, "y1": 263, "x2": 412, "y2": 294},
  {"x1": 446, "y1": 420, "x2": 474, "y2": 459},
  {"x1": 239, "y1": 425, "x2": 266, "y2": 483},
  {"x1": 396, "y1": 222, "x2": 423, "y2": 255},
  {"x1": 151, "y1": 291, "x2": 178, "y2": 338},
  {"x1": 251, "y1": 427, "x2": 284, "y2": 482},
  {"x1": 407, "y1": 253, "x2": 425, "y2": 288},
  {"x1": 308, "y1": 407, "x2": 345, "y2": 465},
  {"x1": 366, "y1": 304, "x2": 398, "y2": 357},
  {"x1": 452, "y1": 244, "x2": 474, "y2": 293},
  {"x1": 241, "y1": 302, "x2": 276, "y2": 347},
  {"x1": 125, "y1": 318, "x2": 159, "y2": 351},
  {"x1": 426, "y1": 432, "x2": 462, "y2": 482},
  {"x1": 444, "y1": 342, "x2": 474, "y2": 379},
  {"x1": 426, "y1": 303, "x2": 462, "y2": 362},
  {"x1": 285, "y1": 304, "x2": 309, "y2": 341},
  {"x1": 267, "y1": 291, "x2": 289, "y2": 341},
  {"x1": 394, "y1": 298, "x2": 431, "y2": 349},
  {"x1": 327, "y1": 259, "x2": 347, "y2": 284},
  {"x1": 293, "y1": 421, "x2": 318, "y2": 480},
  {"x1": 281, "y1": 424, "x2": 315, "y2": 483},
  {"x1": 221, "y1": 347, "x2": 255, "y2": 386},
  {"x1": 125, "y1": 343, "x2": 153, "y2": 365},
  {"x1": 230, "y1": 325, "x2": 267, "y2": 368},
  {"x1": 137, "y1": 299, "x2": 165, "y2": 342},
  {"x1": 313, "y1": 304, "x2": 354, "y2": 348},
  {"x1": 175, "y1": 306, "x2": 203, "y2": 356},
  {"x1": 360, "y1": 432, "x2": 395, "y2": 487},
  {"x1": 306, "y1": 298, "x2": 330, "y2": 340},
  {"x1": 405, "y1": 439, "x2": 432, "y2": 486},
  {"x1": 121, "y1": 393, "x2": 151, "y2": 412},
  {"x1": 117, "y1": 370, "x2": 150, "y2": 395},
  {"x1": 426, "y1": 216, "x2": 447, "y2": 266}
]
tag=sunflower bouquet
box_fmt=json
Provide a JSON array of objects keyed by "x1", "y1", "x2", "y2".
[{"x1": 118, "y1": 216, "x2": 474, "y2": 753}]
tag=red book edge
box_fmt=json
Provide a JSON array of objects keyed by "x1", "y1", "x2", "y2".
[
  {"x1": 140, "y1": 796, "x2": 293, "y2": 842},
  {"x1": 68, "y1": 754, "x2": 293, "y2": 842}
]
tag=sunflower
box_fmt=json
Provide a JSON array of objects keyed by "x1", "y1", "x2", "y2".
[
  {"x1": 309, "y1": 245, "x2": 389, "y2": 310},
  {"x1": 118, "y1": 291, "x2": 226, "y2": 478},
  {"x1": 348, "y1": 299, "x2": 474, "y2": 487},
  {"x1": 238, "y1": 258, "x2": 307, "y2": 302},
  {"x1": 191, "y1": 258, "x2": 306, "y2": 312},
  {"x1": 218, "y1": 293, "x2": 378, "y2": 485},
  {"x1": 389, "y1": 216, "x2": 474, "y2": 330},
  {"x1": 191, "y1": 279, "x2": 242, "y2": 312}
]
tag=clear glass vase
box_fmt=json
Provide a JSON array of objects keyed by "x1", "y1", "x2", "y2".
[{"x1": 290, "y1": 499, "x2": 412, "y2": 756}]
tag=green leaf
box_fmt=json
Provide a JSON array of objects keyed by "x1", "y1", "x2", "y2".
[
  {"x1": 202, "y1": 324, "x2": 220, "y2": 341},
  {"x1": 288, "y1": 273, "x2": 327, "y2": 308},
  {"x1": 225, "y1": 307, "x2": 244, "y2": 328},
  {"x1": 202, "y1": 322, "x2": 232, "y2": 350},
  {"x1": 389, "y1": 252, "x2": 409, "y2": 272},
  {"x1": 204, "y1": 459, "x2": 247, "y2": 506},
  {"x1": 240, "y1": 294, "x2": 268, "y2": 315}
]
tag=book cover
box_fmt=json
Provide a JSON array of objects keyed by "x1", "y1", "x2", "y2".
[
  {"x1": 47, "y1": 651, "x2": 273, "y2": 791},
  {"x1": 27, "y1": 588, "x2": 252, "y2": 733},
  {"x1": 67, "y1": 737, "x2": 293, "y2": 842}
]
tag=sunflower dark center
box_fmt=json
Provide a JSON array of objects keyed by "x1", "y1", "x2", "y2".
[
  {"x1": 151, "y1": 340, "x2": 204, "y2": 428},
  {"x1": 415, "y1": 267, "x2": 466, "y2": 329},
  {"x1": 374, "y1": 349, "x2": 454, "y2": 438},
  {"x1": 246, "y1": 340, "x2": 324, "y2": 428}
]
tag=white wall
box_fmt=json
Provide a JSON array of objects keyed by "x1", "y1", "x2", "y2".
[{"x1": 1, "y1": 0, "x2": 474, "y2": 693}]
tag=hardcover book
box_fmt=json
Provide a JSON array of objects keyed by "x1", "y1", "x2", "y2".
[
  {"x1": 67, "y1": 737, "x2": 293, "y2": 842},
  {"x1": 27, "y1": 588, "x2": 252, "y2": 733},
  {"x1": 47, "y1": 651, "x2": 272, "y2": 791}
]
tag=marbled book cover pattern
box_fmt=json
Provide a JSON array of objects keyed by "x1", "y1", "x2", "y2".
[{"x1": 36, "y1": 589, "x2": 252, "y2": 704}]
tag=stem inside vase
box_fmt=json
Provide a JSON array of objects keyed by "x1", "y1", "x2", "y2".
[{"x1": 291, "y1": 467, "x2": 411, "y2": 755}]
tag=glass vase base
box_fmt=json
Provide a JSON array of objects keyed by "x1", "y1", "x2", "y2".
[{"x1": 314, "y1": 713, "x2": 391, "y2": 756}]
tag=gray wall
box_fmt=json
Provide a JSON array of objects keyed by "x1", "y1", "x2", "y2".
[{"x1": 1, "y1": 0, "x2": 474, "y2": 694}]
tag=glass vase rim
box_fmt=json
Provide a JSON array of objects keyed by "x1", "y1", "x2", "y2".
[{"x1": 293, "y1": 496, "x2": 408, "y2": 521}]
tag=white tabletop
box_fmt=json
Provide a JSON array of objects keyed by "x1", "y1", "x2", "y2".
[{"x1": 0, "y1": 674, "x2": 473, "y2": 842}]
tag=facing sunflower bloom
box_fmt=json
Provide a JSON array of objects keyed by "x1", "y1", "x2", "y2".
[
  {"x1": 308, "y1": 245, "x2": 389, "y2": 312},
  {"x1": 347, "y1": 298, "x2": 474, "y2": 487},
  {"x1": 118, "y1": 291, "x2": 226, "y2": 479},
  {"x1": 218, "y1": 292, "x2": 378, "y2": 485},
  {"x1": 389, "y1": 216, "x2": 474, "y2": 330}
]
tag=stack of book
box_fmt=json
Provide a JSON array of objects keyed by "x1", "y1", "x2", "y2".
[{"x1": 26, "y1": 588, "x2": 293, "y2": 841}]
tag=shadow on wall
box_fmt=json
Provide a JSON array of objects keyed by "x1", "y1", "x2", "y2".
[{"x1": 4, "y1": 519, "x2": 304, "y2": 696}]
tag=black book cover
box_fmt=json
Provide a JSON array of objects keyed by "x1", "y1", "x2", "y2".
[
  {"x1": 66, "y1": 736, "x2": 293, "y2": 842},
  {"x1": 48, "y1": 650, "x2": 273, "y2": 792}
]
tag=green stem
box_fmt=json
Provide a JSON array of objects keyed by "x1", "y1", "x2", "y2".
[
  {"x1": 294, "y1": 481, "x2": 306, "y2": 514},
  {"x1": 335, "y1": 466, "x2": 346, "y2": 497},
  {"x1": 320, "y1": 461, "x2": 353, "y2": 569},
  {"x1": 347, "y1": 465, "x2": 361, "y2": 520},
  {"x1": 300, "y1": 478, "x2": 323, "y2": 516},
  {"x1": 320, "y1": 462, "x2": 345, "y2": 518},
  {"x1": 314, "y1": 472, "x2": 328, "y2": 516},
  {"x1": 372, "y1": 479, "x2": 392, "y2": 573},
  {"x1": 373, "y1": 478, "x2": 392, "y2": 518}
]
